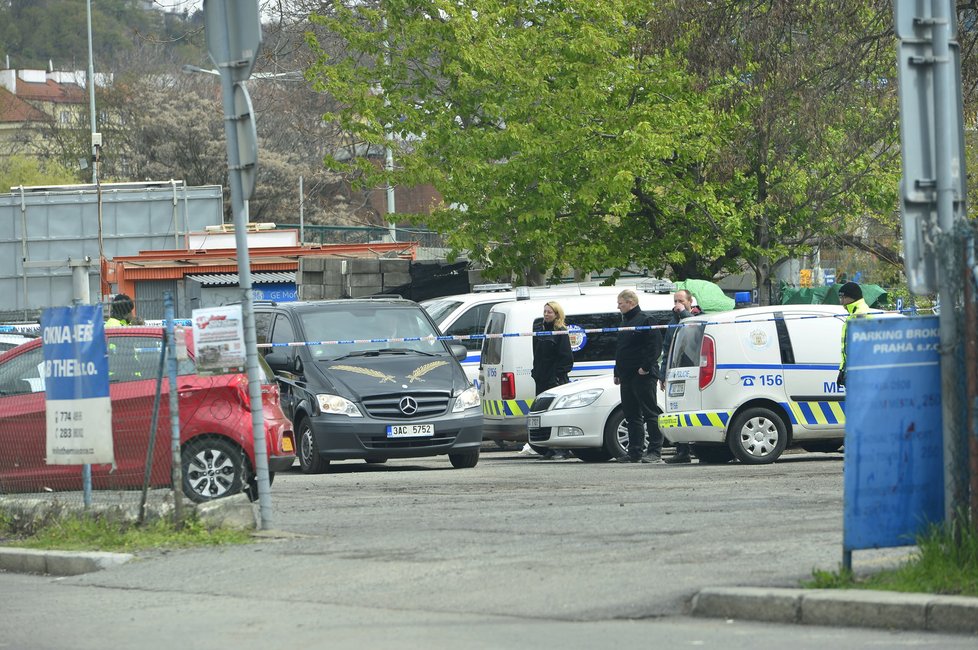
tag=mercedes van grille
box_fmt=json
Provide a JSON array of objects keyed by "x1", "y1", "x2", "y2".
[
  {"x1": 365, "y1": 434, "x2": 457, "y2": 449},
  {"x1": 361, "y1": 392, "x2": 451, "y2": 418}
]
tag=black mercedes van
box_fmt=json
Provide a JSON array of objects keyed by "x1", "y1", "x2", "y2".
[{"x1": 254, "y1": 299, "x2": 483, "y2": 473}]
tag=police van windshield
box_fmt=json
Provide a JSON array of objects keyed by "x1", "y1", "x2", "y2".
[
  {"x1": 669, "y1": 322, "x2": 706, "y2": 369},
  {"x1": 300, "y1": 306, "x2": 444, "y2": 359}
]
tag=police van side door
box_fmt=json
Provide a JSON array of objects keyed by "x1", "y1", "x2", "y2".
[{"x1": 779, "y1": 311, "x2": 845, "y2": 431}]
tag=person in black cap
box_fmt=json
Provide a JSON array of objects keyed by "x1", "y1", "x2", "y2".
[
  {"x1": 105, "y1": 293, "x2": 135, "y2": 327},
  {"x1": 837, "y1": 282, "x2": 870, "y2": 387}
]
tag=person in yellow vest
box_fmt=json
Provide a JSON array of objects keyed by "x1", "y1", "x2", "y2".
[
  {"x1": 105, "y1": 293, "x2": 135, "y2": 327},
  {"x1": 837, "y1": 282, "x2": 871, "y2": 387}
]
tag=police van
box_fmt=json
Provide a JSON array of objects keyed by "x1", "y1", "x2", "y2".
[
  {"x1": 421, "y1": 282, "x2": 656, "y2": 385},
  {"x1": 479, "y1": 291, "x2": 673, "y2": 443},
  {"x1": 658, "y1": 304, "x2": 859, "y2": 464}
]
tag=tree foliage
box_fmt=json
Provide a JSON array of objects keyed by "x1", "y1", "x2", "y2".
[
  {"x1": 0, "y1": 155, "x2": 78, "y2": 191},
  {"x1": 307, "y1": 0, "x2": 912, "y2": 292}
]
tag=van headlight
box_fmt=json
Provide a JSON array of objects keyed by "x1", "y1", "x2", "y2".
[
  {"x1": 315, "y1": 394, "x2": 363, "y2": 417},
  {"x1": 452, "y1": 386, "x2": 481, "y2": 412},
  {"x1": 553, "y1": 388, "x2": 603, "y2": 410}
]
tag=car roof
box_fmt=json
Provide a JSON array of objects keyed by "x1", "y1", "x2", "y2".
[
  {"x1": 685, "y1": 304, "x2": 848, "y2": 323},
  {"x1": 255, "y1": 298, "x2": 416, "y2": 311}
]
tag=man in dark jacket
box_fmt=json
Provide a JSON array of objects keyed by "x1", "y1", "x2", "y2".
[
  {"x1": 659, "y1": 289, "x2": 700, "y2": 464},
  {"x1": 614, "y1": 289, "x2": 664, "y2": 463}
]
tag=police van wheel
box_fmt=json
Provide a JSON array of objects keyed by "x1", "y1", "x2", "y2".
[
  {"x1": 298, "y1": 418, "x2": 329, "y2": 474},
  {"x1": 602, "y1": 407, "x2": 629, "y2": 458},
  {"x1": 727, "y1": 407, "x2": 787, "y2": 464}
]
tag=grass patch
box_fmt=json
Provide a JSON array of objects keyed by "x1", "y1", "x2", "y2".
[
  {"x1": 0, "y1": 511, "x2": 252, "y2": 553},
  {"x1": 805, "y1": 516, "x2": 978, "y2": 597}
]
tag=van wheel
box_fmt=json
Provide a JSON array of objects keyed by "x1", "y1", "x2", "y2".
[
  {"x1": 572, "y1": 448, "x2": 612, "y2": 463},
  {"x1": 727, "y1": 407, "x2": 787, "y2": 464},
  {"x1": 691, "y1": 444, "x2": 734, "y2": 464},
  {"x1": 449, "y1": 449, "x2": 480, "y2": 468},
  {"x1": 602, "y1": 407, "x2": 629, "y2": 458},
  {"x1": 297, "y1": 418, "x2": 329, "y2": 474}
]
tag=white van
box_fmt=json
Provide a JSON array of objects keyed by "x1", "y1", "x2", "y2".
[
  {"x1": 421, "y1": 282, "x2": 666, "y2": 384},
  {"x1": 479, "y1": 292, "x2": 674, "y2": 442},
  {"x1": 658, "y1": 304, "x2": 860, "y2": 464}
]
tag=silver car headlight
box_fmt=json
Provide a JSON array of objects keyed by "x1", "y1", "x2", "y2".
[
  {"x1": 553, "y1": 388, "x2": 604, "y2": 410},
  {"x1": 316, "y1": 394, "x2": 363, "y2": 417},
  {"x1": 452, "y1": 386, "x2": 481, "y2": 412}
]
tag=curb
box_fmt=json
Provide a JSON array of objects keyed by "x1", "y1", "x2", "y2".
[
  {"x1": 0, "y1": 547, "x2": 134, "y2": 576},
  {"x1": 691, "y1": 587, "x2": 978, "y2": 635}
]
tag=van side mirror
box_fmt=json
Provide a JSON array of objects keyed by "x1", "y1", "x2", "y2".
[
  {"x1": 265, "y1": 351, "x2": 294, "y2": 373},
  {"x1": 449, "y1": 344, "x2": 468, "y2": 362}
]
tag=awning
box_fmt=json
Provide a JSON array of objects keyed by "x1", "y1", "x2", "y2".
[{"x1": 186, "y1": 272, "x2": 296, "y2": 286}]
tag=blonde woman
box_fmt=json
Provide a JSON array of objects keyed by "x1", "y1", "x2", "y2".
[{"x1": 531, "y1": 300, "x2": 575, "y2": 460}]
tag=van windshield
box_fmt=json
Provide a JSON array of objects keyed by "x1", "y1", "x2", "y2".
[
  {"x1": 300, "y1": 306, "x2": 445, "y2": 359},
  {"x1": 420, "y1": 299, "x2": 462, "y2": 327},
  {"x1": 669, "y1": 322, "x2": 705, "y2": 369}
]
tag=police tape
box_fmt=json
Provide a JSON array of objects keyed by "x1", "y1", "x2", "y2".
[
  {"x1": 1, "y1": 308, "x2": 933, "y2": 348},
  {"x1": 252, "y1": 310, "x2": 900, "y2": 348}
]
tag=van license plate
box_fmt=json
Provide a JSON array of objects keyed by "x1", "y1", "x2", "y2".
[
  {"x1": 668, "y1": 382, "x2": 685, "y2": 397},
  {"x1": 526, "y1": 416, "x2": 540, "y2": 429},
  {"x1": 386, "y1": 424, "x2": 434, "y2": 438}
]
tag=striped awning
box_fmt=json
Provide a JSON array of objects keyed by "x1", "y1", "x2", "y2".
[{"x1": 186, "y1": 272, "x2": 296, "y2": 286}]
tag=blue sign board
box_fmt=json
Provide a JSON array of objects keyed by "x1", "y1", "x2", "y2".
[
  {"x1": 843, "y1": 316, "x2": 943, "y2": 551},
  {"x1": 252, "y1": 282, "x2": 297, "y2": 302},
  {"x1": 40, "y1": 306, "x2": 114, "y2": 465}
]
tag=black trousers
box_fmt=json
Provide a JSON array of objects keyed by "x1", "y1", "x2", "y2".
[{"x1": 619, "y1": 374, "x2": 663, "y2": 458}]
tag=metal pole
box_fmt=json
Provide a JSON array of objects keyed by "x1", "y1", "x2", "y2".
[
  {"x1": 932, "y1": 0, "x2": 966, "y2": 521},
  {"x1": 163, "y1": 292, "x2": 184, "y2": 525},
  {"x1": 382, "y1": 16, "x2": 397, "y2": 243},
  {"x1": 216, "y1": 70, "x2": 274, "y2": 529},
  {"x1": 85, "y1": 0, "x2": 98, "y2": 185},
  {"x1": 299, "y1": 175, "x2": 304, "y2": 244},
  {"x1": 69, "y1": 258, "x2": 93, "y2": 507}
]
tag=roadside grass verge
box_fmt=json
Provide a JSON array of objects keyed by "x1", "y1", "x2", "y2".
[
  {"x1": 805, "y1": 516, "x2": 978, "y2": 597},
  {"x1": 0, "y1": 509, "x2": 252, "y2": 552}
]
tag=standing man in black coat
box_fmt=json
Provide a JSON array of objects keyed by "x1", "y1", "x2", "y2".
[{"x1": 614, "y1": 289, "x2": 664, "y2": 463}]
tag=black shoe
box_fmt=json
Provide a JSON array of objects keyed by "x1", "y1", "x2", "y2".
[
  {"x1": 664, "y1": 453, "x2": 691, "y2": 464},
  {"x1": 616, "y1": 455, "x2": 641, "y2": 463},
  {"x1": 640, "y1": 453, "x2": 664, "y2": 464}
]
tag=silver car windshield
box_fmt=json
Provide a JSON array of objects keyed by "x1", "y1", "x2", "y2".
[{"x1": 299, "y1": 307, "x2": 445, "y2": 359}]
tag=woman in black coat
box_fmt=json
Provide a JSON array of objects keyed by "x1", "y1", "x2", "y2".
[{"x1": 531, "y1": 301, "x2": 574, "y2": 396}]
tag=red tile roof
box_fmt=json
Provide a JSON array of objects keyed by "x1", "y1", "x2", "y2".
[
  {"x1": 0, "y1": 87, "x2": 50, "y2": 123},
  {"x1": 16, "y1": 78, "x2": 86, "y2": 104}
]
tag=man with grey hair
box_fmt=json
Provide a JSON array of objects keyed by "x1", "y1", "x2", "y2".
[{"x1": 614, "y1": 289, "x2": 664, "y2": 463}]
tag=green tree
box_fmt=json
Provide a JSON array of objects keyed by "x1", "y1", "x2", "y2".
[
  {"x1": 0, "y1": 155, "x2": 78, "y2": 190},
  {"x1": 307, "y1": 0, "x2": 906, "y2": 295}
]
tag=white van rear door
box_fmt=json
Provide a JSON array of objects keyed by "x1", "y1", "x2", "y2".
[{"x1": 664, "y1": 321, "x2": 704, "y2": 413}]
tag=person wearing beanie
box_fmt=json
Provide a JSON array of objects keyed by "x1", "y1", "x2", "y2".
[
  {"x1": 837, "y1": 282, "x2": 870, "y2": 387},
  {"x1": 105, "y1": 293, "x2": 135, "y2": 327}
]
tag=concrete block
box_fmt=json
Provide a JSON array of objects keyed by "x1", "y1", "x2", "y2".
[
  {"x1": 379, "y1": 258, "x2": 410, "y2": 273},
  {"x1": 382, "y1": 272, "x2": 412, "y2": 287},
  {"x1": 322, "y1": 285, "x2": 345, "y2": 300},
  {"x1": 350, "y1": 273, "x2": 382, "y2": 288},
  {"x1": 801, "y1": 590, "x2": 928, "y2": 630},
  {"x1": 194, "y1": 493, "x2": 258, "y2": 531},
  {"x1": 691, "y1": 587, "x2": 803, "y2": 624},
  {"x1": 0, "y1": 548, "x2": 132, "y2": 576},
  {"x1": 927, "y1": 595, "x2": 978, "y2": 634},
  {"x1": 349, "y1": 258, "x2": 380, "y2": 274},
  {"x1": 323, "y1": 270, "x2": 345, "y2": 285},
  {"x1": 301, "y1": 257, "x2": 325, "y2": 272},
  {"x1": 324, "y1": 258, "x2": 346, "y2": 273},
  {"x1": 299, "y1": 271, "x2": 322, "y2": 285},
  {"x1": 302, "y1": 284, "x2": 324, "y2": 300},
  {"x1": 350, "y1": 285, "x2": 383, "y2": 298}
]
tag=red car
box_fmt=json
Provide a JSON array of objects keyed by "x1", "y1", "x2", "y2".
[{"x1": 0, "y1": 327, "x2": 295, "y2": 502}]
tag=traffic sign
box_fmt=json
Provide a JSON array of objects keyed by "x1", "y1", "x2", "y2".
[
  {"x1": 203, "y1": 0, "x2": 262, "y2": 82},
  {"x1": 233, "y1": 83, "x2": 258, "y2": 201}
]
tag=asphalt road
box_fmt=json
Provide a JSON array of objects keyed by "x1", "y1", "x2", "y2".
[{"x1": 0, "y1": 447, "x2": 972, "y2": 649}]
